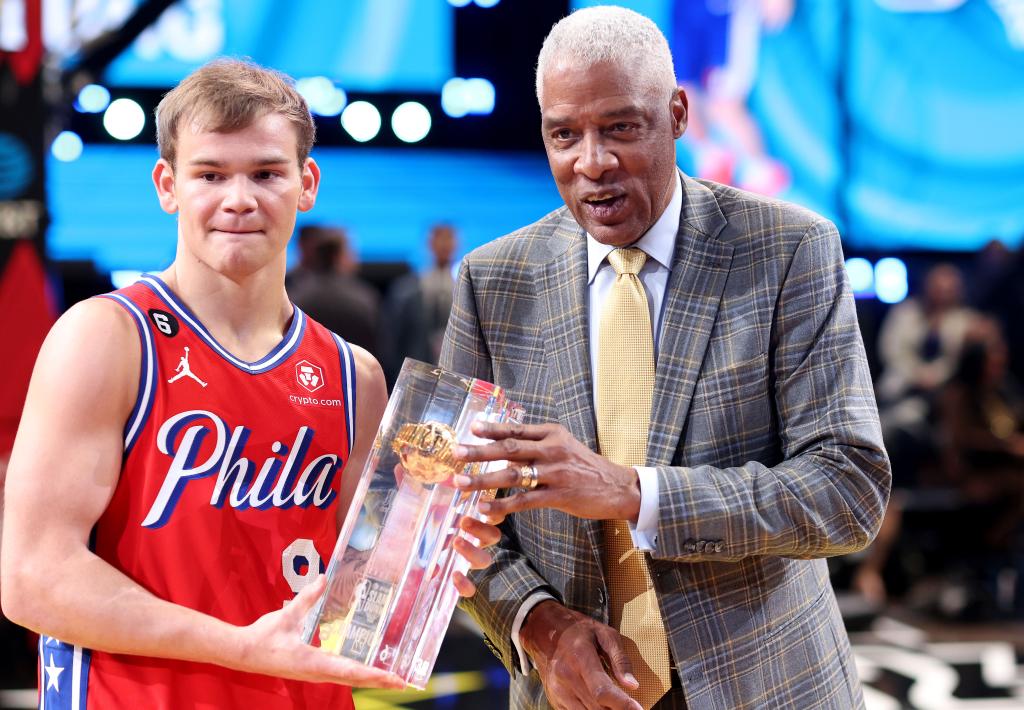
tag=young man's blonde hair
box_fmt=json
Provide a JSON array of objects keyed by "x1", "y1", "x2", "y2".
[{"x1": 156, "y1": 58, "x2": 316, "y2": 168}]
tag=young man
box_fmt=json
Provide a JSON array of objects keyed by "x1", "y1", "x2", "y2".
[{"x1": 1, "y1": 59, "x2": 496, "y2": 709}]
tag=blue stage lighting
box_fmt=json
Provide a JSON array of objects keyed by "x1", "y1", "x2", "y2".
[
  {"x1": 391, "y1": 102, "x2": 431, "y2": 143},
  {"x1": 296, "y1": 76, "x2": 346, "y2": 117},
  {"x1": 341, "y1": 101, "x2": 382, "y2": 142},
  {"x1": 103, "y1": 99, "x2": 146, "y2": 140},
  {"x1": 441, "y1": 77, "x2": 495, "y2": 118},
  {"x1": 845, "y1": 257, "x2": 875, "y2": 298},
  {"x1": 75, "y1": 84, "x2": 111, "y2": 114},
  {"x1": 52, "y1": 131, "x2": 84, "y2": 162},
  {"x1": 874, "y1": 258, "x2": 909, "y2": 304}
]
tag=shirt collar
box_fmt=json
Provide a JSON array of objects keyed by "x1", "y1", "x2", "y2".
[{"x1": 586, "y1": 171, "x2": 682, "y2": 284}]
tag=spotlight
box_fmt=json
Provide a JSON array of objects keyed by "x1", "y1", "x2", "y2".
[
  {"x1": 51, "y1": 131, "x2": 84, "y2": 162},
  {"x1": 845, "y1": 258, "x2": 874, "y2": 298},
  {"x1": 103, "y1": 98, "x2": 146, "y2": 140},
  {"x1": 475, "y1": 0, "x2": 500, "y2": 6},
  {"x1": 441, "y1": 77, "x2": 496, "y2": 118},
  {"x1": 296, "y1": 76, "x2": 346, "y2": 117},
  {"x1": 75, "y1": 84, "x2": 111, "y2": 114},
  {"x1": 874, "y1": 258, "x2": 908, "y2": 304},
  {"x1": 391, "y1": 102, "x2": 431, "y2": 143},
  {"x1": 341, "y1": 101, "x2": 382, "y2": 143}
]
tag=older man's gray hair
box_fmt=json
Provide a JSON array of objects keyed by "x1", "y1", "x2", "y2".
[{"x1": 535, "y1": 5, "x2": 677, "y2": 103}]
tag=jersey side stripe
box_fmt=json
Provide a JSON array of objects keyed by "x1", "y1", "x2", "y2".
[
  {"x1": 38, "y1": 636, "x2": 89, "y2": 710},
  {"x1": 101, "y1": 294, "x2": 156, "y2": 455},
  {"x1": 333, "y1": 334, "x2": 357, "y2": 454},
  {"x1": 139, "y1": 275, "x2": 306, "y2": 374}
]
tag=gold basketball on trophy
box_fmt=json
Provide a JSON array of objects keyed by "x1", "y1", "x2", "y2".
[{"x1": 391, "y1": 421, "x2": 461, "y2": 483}]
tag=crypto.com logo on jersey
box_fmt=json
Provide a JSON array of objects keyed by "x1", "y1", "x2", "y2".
[{"x1": 295, "y1": 360, "x2": 325, "y2": 393}]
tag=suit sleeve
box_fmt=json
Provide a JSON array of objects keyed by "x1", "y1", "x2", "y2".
[
  {"x1": 652, "y1": 219, "x2": 891, "y2": 562},
  {"x1": 440, "y1": 260, "x2": 560, "y2": 674}
]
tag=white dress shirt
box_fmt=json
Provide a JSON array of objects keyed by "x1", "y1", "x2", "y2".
[{"x1": 511, "y1": 173, "x2": 682, "y2": 672}]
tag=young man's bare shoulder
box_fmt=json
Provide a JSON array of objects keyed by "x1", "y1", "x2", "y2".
[
  {"x1": 34, "y1": 297, "x2": 142, "y2": 402},
  {"x1": 348, "y1": 344, "x2": 387, "y2": 399},
  {"x1": 46, "y1": 296, "x2": 137, "y2": 353}
]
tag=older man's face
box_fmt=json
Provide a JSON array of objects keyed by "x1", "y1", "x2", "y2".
[{"x1": 540, "y1": 58, "x2": 686, "y2": 247}]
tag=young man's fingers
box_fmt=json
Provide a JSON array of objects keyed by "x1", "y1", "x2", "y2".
[
  {"x1": 286, "y1": 574, "x2": 326, "y2": 619},
  {"x1": 451, "y1": 571, "x2": 477, "y2": 598}
]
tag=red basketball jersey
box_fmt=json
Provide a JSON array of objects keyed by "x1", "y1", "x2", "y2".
[{"x1": 38, "y1": 275, "x2": 357, "y2": 710}]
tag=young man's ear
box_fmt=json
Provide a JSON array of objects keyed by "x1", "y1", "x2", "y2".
[
  {"x1": 152, "y1": 159, "x2": 178, "y2": 214},
  {"x1": 298, "y1": 158, "x2": 321, "y2": 213}
]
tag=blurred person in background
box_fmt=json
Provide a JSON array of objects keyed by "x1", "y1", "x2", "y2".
[
  {"x1": 380, "y1": 223, "x2": 459, "y2": 384},
  {"x1": 421, "y1": 224, "x2": 459, "y2": 362},
  {"x1": 972, "y1": 238, "x2": 1024, "y2": 385},
  {"x1": 288, "y1": 224, "x2": 381, "y2": 355},
  {"x1": 935, "y1": 315, "x2": 1024, "y2": 617},
  {"x1": 876, "y1": 263, "x2": 977, "y2": 485}
]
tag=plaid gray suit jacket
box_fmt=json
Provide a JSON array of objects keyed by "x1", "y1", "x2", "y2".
[{"x1": 440, "y1": 174, "x2": 891, "y2": 710}]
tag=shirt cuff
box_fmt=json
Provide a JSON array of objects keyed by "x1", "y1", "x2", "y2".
[
  {"x1": 628, "y1": 466, "x2": 659, "y2": 551},
  {"x1": 511, "y1": 591, "x2": 556, "y2": 675}
]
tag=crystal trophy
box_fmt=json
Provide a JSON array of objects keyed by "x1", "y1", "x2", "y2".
[{"x1": 302, "y1": 358, "x2": 523, "y2": 688}]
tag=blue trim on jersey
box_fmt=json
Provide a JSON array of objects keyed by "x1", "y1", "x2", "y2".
[
  {"x1": 38, "y1": 635, "x2": 90, "y2": 710},
  {"x1": 100, "y1": 293, "x2": 157, "y2": 456},
  {"x1": 333, "y1": 334, "x2": 357, "y2": 455},
  {"x1": 138, "y1": 274, "x2": 306, "y2": 374}
]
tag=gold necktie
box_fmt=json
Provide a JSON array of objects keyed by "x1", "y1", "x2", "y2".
[{"x1": 596, "y1": 248, "x2": 672, "y2": 709}]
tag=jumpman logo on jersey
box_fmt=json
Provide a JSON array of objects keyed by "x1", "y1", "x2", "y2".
[{"x1": 167, "y1": 347, "x2": 208, "y2": 388}]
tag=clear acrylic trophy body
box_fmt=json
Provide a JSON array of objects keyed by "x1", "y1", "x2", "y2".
[{"x1": 301, "y1": 359, "x2": 523, "y2": 688}]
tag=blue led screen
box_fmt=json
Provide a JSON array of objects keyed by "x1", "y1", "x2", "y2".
[
  {"x1": 574, "y1": 0, "x2": 1024, "y2": 250},
  {"x1": 104, "y1": 0, "x2": 453, "y2": 92},
  {"x1": 47, "y1": 147, "x2": 561, "y2": 273}
]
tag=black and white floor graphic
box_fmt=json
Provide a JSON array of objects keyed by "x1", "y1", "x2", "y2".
[{"x1": 852, "y1": 616, "x2": 1024, "y2": 709}]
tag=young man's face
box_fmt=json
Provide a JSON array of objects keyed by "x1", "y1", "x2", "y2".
[{"x1": 153, "y1": 112, "x2": 319, "y2": 280}]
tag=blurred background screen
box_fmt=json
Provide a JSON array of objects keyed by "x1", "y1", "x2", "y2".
[{"x1": 101, "y1": 0, "x2": 453, "y2": 90}]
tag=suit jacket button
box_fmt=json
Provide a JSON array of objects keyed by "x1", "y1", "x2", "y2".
[
  {"x1": 684, "y1": 538, "x2": 698, "y2": 553},
  {"x1": 714, "y1": 541, "x2": 723, "y2": 553}
]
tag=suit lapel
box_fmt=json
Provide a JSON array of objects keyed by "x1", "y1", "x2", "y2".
[
  {"x1": 535, "y1": 214, "x2": 604, "y2": 562},
  {"x1": 535, "y1": 217, "x2": 597, "y2": 451},
  {"x1": 647, "y1": 175, "x2": 733, "y2": 466}
]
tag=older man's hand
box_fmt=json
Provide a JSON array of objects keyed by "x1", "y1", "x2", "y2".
[
  {"x1": 521, "y1": 600, "x2": 642, "y2": 710},
  {"x1": 452, "y1": 421, "x2": 642, "y2": 523}
]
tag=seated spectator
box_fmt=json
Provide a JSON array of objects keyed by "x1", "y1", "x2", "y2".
[
  {"x1": 938, "y1": 316, "x2": 1024, "y2": 544},
  {"x1": 876, "y1": 263, "x2": 977, "y2": 485},
  {"x1": 935, "y1": 315, "x2": 1024, "y2": 616}
]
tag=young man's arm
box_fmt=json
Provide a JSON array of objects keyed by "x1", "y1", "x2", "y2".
[{"x1": 0, "y1": 299, "x2": 401, "y2": 688}]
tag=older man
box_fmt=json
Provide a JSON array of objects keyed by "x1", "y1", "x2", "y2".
[{"x1": 445, "y1": 6, "x2": 890, "y2": 710}]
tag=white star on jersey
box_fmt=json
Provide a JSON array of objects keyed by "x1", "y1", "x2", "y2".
[{"x1": 44, "y1": 653, "x2": 65, "y2": 691}]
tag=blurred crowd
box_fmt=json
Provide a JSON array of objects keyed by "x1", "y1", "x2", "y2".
[
  {"x1": 286, "y1": 222, "x2": 459, "y2": 388},
  {"x1": 292, "y1": 227, "x2": 1024, "y2": 624},
  {"x1": 844, "y1": 241, "x2": 1024, "y2": 621}
]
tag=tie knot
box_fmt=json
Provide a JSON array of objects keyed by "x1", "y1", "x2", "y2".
[{"x1": 608, "y1": 248, "x2": 647, "y2": 276}]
